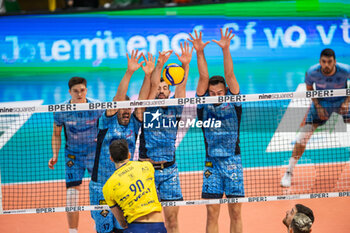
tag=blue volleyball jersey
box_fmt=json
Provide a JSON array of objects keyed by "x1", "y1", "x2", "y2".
[
  {"x1": 91, "y1": 111, "x2": 142, "y2": 184},
  {"x1": 53, "y1": 98, "x2": 103, "y2": 154},
  {"x1": 305, "y1": 62, "x2": 350, "y2": 102},
  {"x1": 139, "y1": 103, "x2": 183, "y2": 162},
  {"x1": 197, "y1": 90, "x2": 242, "y2": 158}
]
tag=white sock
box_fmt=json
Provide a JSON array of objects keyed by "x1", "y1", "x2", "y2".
[
  {"x1": 69, "y1": 229, "x2": 78, "y2": 233},
  {"x1": 287, "y1": 157, "x2": 298, "y2": 174}
]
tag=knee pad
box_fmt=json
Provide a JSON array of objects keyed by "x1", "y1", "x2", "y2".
[{"x1": 67, "y1": 188, "x2": 79, "y2": 207}]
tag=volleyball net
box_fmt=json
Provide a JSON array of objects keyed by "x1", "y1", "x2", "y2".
[{"x1": 1, "y1": 89, "x2": 350, "y2": 214}]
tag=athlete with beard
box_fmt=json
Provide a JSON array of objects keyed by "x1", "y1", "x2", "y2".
[
  {"x1": 281, "y1": 48, "x2": 350, "y2": 187},
  {"x1": 189, "y1": 28, "x2": 243, "y2": 233},
  {"x1": 139, "y1": 42, "x2": 193, "y2": 233},
  {"x1": 282, "y1": 204, "x2": 314, "y2": 231},
  {"x1": 89, "y1": 50, "x2": 157, "y2": 233}
]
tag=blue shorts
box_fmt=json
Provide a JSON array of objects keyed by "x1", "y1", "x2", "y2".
[
  {"x1": 65, "y1": 148, "x2": 95, "y2": 188},
  {"x1": 89, "y1": 181, "x2": 123, "y2": 233},
  {"x1": 202, "y1": 156, "x2": 245, "y2": 198},
  {"x1": 125, "y1": 222, "x2": 167, "y2": 233},
  {"x1": 306, "y1": 99, "x2": 350, "y2": 125},
  {"x1": 154, "y1": 163, "x2": 183, "y2": 201}
]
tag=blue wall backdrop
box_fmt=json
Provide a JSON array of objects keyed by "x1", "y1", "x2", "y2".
[
  {"x1": 0, "y1": 13, "x2": 349, "y2": 188},
  {"x1": 0, "y1": 15, "x2": 349, "y2": 103}
]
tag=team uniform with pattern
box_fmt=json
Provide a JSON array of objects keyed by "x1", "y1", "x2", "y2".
[
  {"x1": 53, "y1": 97, "x2": 103, "y2": 188},
  {"x1": 103, "y1": 161, "x2": 165, "y2": 233},
  {"x1": 90, "y1": 111, "x2": 142, "y2": 233},
  {"x1": 139, "y1": 102, "x2": 184, "y2": 201},
  {"x1": 305, "y1": 63, "x2": 350, "y2": 125},
  {"x1": 197, "y1": 90, "x2": 244, "y2": 198}
]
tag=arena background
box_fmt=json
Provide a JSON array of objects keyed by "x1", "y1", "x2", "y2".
[{"x1": 1, "y1": 0, "x2": 350, "y2": 232}]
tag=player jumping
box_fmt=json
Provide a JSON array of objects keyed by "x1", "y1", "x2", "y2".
[{"x1": 189, "y1": 28, "x2": 244, "y2": 233}]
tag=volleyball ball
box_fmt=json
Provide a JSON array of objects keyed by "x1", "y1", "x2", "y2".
[{"x1": 162, "y1": 63, "x2": 185, "y2": 86}]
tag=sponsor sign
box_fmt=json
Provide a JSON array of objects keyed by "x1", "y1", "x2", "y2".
[{"x1": 143, "y1": 110, "x2": 221, "y2": 129}]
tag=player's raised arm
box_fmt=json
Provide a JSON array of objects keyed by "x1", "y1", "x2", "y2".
[
  {"x1": 175, "y1": 41, "x2": 193, "y2": 98},
  {"x1": 134, "y1": 52, "x2": 156, "y2": 121},
  {"x1": 212, "y1": 28, "x2": 239, "y2": 95},
  {"x1": 107, "y1": 50, "x2": 144, "y2": 116},
  {"x1": 188, "y1": 30, "x2": 210, "y2": 96},
  {"x1": 148, "y1": 50, "x2": 173, "y2": 100},
  {"x1": 48, "y1": 123, "x2": 62, "y2": 169}
]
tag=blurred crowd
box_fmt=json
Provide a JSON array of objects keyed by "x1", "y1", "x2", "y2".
[{"x1": 0, "y1": 0, "x2": 224, "y2": 14}]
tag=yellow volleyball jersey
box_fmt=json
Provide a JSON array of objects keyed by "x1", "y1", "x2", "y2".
[{"x1": 103, "y1": 161, "x2": 162, "y2": 224}]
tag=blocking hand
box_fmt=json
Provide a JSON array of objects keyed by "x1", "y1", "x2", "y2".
[
  {"x1": 188, "y1": 30, "x2": 210, "y2": 52},
  {"x1": 212, "y1": 28, "x2": 235, "y2": 49},
  {"x1": 126, "y1": 50, "x2": 144, "y2": 73}
]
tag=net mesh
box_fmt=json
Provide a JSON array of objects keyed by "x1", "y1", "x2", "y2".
[{"x1": 0, "y1": 90, "x2": 349, "y2": 213}]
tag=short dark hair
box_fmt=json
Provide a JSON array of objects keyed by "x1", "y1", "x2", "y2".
[
  {"x1": 209, "y1": 75, "x2": 226, "y2": 87},
  {"x1": 295, "y1": 204, "x2": 314, "y2": 223},
  {"x1": 320, "y1": 48, "x2": 335, "y2": 59},
  {"x1": 109, "y1": 139, "x2": 129, "y2": 163},
  {"x1": 291, "y1": 213, "x2": 312, "y2": 233},
  {"x1": 160, "y1": 77, "x2": 170, "y2": 88},
  {"x1": 68, "y1": 77, "x2": 87, "y2": 89}
]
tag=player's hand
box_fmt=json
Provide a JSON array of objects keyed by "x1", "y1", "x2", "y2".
[
  {"x1": 126, "y1": 50, "x2": 144, "y2": 73},
  {"x1": 141, "y1": 52, "x2": 156, "y2": 76},
  {"x1": 157, "y1": 50, "x2": 173, "y2": 67},
  {"x1": 316, "y1": 105, "x2": 329, "y2": 120},
  {"x1": 212, "y1": 28, "x2": 235, "y2": 50},
  {"x1": 188, "y1": 30, "x2": 210, "y2": 52},
  {"x1": 48, "y1": 156, "x2": 58, "y2": 169},
  {"x1": 339, "y1": 101, "x2": 350, "y2": 115},
  {"x1": 175, "y1": 41, "x2": 193, "y2": 66}
]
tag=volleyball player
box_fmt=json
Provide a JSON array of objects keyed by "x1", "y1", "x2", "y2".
[
  {"x1": 138, "y1": 42, "x2": 193, "y2": 233},
  {"x1": 89, "y1": 50, "x2": 156, "y2": 233},
  {"x1": 48, "y1": 77, "x2": 103, "y2": 233},
  {"x1": 281, "y1": 48, "x2": 350, "y2": 187},
  {"x1": 103, "y1": 139, "x2": 166, "y2": 233},
  {"x1": 189, "y1": 28, "x2": 244, "y2": 233},
  {"x1": 282, "y1": 204, "x2": 314, "y2": 229}
]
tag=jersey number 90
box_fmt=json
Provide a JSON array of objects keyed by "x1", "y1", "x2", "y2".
[{"x1": 129, "y1": 180, "x2": 144, "y2": 196}]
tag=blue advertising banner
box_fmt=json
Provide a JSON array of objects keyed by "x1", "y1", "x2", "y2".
[{"x1": 1, "y1": 15, "x2": 350, "y2": 68}]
